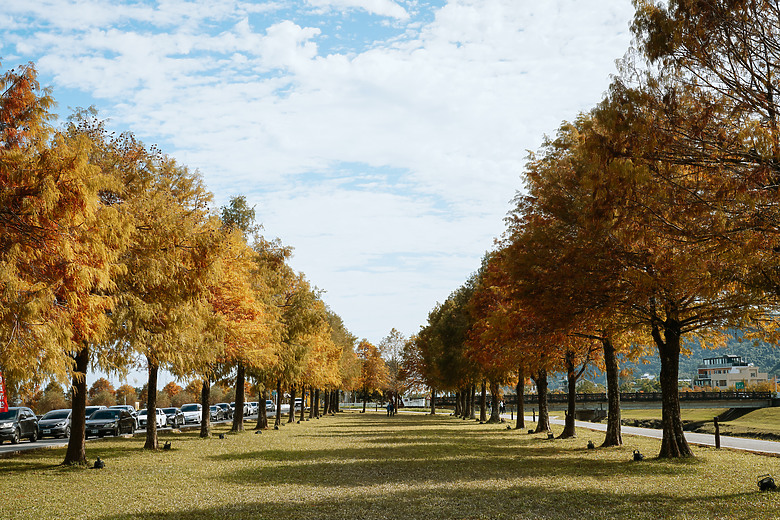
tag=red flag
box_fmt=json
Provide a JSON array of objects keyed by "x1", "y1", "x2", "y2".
[{"x1": 0, "y1": 372, "x2": 8, "y2": 412}]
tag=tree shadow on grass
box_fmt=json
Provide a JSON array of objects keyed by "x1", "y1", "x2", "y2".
[
  {"x1": 213, "y1": 432, "x2": 692, "y2": 489},
  {"x1": 92, "y1": 482, "x2": 771, "y2": 520}
]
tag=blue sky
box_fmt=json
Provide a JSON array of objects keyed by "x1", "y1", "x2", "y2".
[{"x1": 2, "y1": 0, "x2": 636, "y2": 386}]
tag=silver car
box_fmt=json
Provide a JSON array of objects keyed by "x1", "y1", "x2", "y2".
[{"x1": 37, "y1": 409, "x2": 72, "y2": 439}]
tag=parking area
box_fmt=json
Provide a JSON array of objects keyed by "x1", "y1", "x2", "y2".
[{"x1": 0, "y1": 414, "x2": 249, "y2": 457}]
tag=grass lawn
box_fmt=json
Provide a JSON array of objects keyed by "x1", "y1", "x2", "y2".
[
  {"x1": 620, "y1": 408, "x2": 730, "y2": 422},
  {"x1": 1, "y1": 411, "x2": 779, "y2": 519}
]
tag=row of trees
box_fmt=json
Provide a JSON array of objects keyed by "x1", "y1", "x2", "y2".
[
  {"x1": 403, "y1": 0, "x2": 780, "y2": 458},
  {"x1": 0, "y1": 63, "x2": 364, "y2": 465}
]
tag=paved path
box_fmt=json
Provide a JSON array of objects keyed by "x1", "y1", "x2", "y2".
[{"x1": 536, "y1": 415, "x2": 780, "y2": 455}]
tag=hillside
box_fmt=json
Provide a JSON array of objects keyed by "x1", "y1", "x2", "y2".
[{"x1": 620, "y1": 335, "x2": 780, "y2": 381}]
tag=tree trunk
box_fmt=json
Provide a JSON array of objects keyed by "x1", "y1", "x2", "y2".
[
  {"x1": 559, "y1": 350, "x2": 578, "y2": 439},
  {"x1": 63, "y1": 345, "x2": 89, "y2": 465},
  {"x1": 479, "y1": 380, "x2": 487, "y2": 422},
  {"x1": 601, "y1": 337, "x2": 622, "y2": 447},
  {"x1": 429, "y1": 387, "x2": 436, "y2": 415},
  {"x1": 231, "y1": 361, "x2": 245, "y2": 432},
  {"x1": 256, "y1": 388, "x2": 268, "y2": 430},
  {"x1": 469, "y1": 385, "x2": 477, "y2": 420},
  {"x1": 308, "y1": 386, "x2": 315, "y2": 419},
  {"x1": 454, "y1": 389, "x2": 462, "y2": 417},
  {"x1": 654, "y1": 318, "x2": 693, "y2": 458},
  {"x1": 275, "y1": 380, "x2": 282, "y2": 428},
  {"x1": 488, "y1": 380, "x2": 501, "y2": 423},
  {"x1": 299, "y1": 387, "x2": 306, "y2": 422},
  {"x1": 334, "y1": 389, "x2": 340, "y2": 412},
  {"x1": 515, "y1": 366, "x2": 525, "y2": 429},
  {"x1": 144, "y1": 359, "x2": 159, "y2": 450},
  {"x1": 362, "y1": 387, "x2": 367, "y2": 413},
  {"x1": 533, "y1": 370, "x2": 550, "y2": 433},
  {"x1": 313, "y1": 388, "x2": 320, "y2": 417},
  {"x1": 287, "y1": 385, "x2": 296, "y2": 423},
  {"x1": 200, "y1": 379, "x2": 211, "y2": 437}
]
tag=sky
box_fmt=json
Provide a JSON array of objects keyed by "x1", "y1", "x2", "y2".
[{"x1": 2, "y1": 0, "x2": 637, "y2": 387}]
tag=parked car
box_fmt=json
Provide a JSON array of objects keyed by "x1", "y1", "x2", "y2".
[
  {"x1": 86, "y1": 409, "x2": 135, "y2": 438},
  {"x1": 247, "y1": 401, "x2": 259, "y2": 416},
  {"x1": 162, "y1": 407, "x2": 184, "y2": 428},
  {"x1": 209, "y1": 405, "x2": 224, "y2": 421},
  {"x1": 230, "y1": 401, "x2": 251, "y2": 416},
  {"x1": 109, "y1": 405, "x2": 139, "y2": 429},
  {"x1": 265, "y1": 400, "x2": 277, "y2": 418},
  {"x1": 137, "y1": 408, "x2": 166, "y2": 429},
  {"x1": 294, "y1": 398, "x2": 303, "y2": 411},
  {"x1": 37, "y1": 408, "x2": 72, "y2": 439},
  {"x1": 215, "y1": 403, "x2": 233, "y2": 420},
  {"x1": 85, "y1": 405, "x2": 107, "y2": 418},
  {"x1": 0, "y1": 407, "x2": 38, "y2": 444},
  {"x1": 181, "y1": 403, "x2": 202, "y2": 424}
]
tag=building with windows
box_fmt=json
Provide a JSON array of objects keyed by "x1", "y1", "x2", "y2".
[{"x1": 693, "y1": 354, "x2": 768, "y2": 389}]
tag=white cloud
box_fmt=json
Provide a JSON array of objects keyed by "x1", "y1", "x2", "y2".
[
  {"x1": 2, "y1": 0, "x2": 636, "y2": 341},
  {"x1": 306, "y1": 0, "x2": 410, "y2": 20}
]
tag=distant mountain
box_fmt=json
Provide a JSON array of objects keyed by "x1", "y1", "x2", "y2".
[{"x1": 618, "y1": 336, "x2": 780, "y2": 380}]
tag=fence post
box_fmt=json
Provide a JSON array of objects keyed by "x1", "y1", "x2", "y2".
[{"x1": 714, "y1": 417, "x2": 720, "y2": 449}]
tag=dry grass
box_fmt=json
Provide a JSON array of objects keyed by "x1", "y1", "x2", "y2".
[
  {"x1": 1, "y1": 411, "x2": 779, "y2": 519},
  {"x1": 619, "y1": 408, "x2": 730, "y2": 422}
]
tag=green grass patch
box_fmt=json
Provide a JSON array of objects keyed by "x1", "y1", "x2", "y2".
[
  {"x1": 728, "y1": 408, "x2": 780, "y2": 430},
  {"x1": 620, "y1": 408, "x2": 730, "y2": 422},
  {"x1": 694, "y1": 408, "x2": 780, "y2": 440},
  {"x1": 1, "y1": 412, "x2": 778, "y2": 519}
]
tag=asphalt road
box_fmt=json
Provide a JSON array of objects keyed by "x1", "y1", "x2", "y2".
[{"x1": 541, "y1": 414, "x2": 780, "y2": 455}]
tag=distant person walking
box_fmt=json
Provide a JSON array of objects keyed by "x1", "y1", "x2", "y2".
[{"x1": 386, "y1": 401, "x2": 394, "y2": 417}]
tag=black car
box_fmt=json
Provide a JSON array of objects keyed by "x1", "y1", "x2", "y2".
[
  {"x1": 0, "y1": 407, "x2": 39, "y2": 444},
  {"x1": 162, "y1": 407, "x2": 184, "y2": 428},
  {"x1": 85, "y1": 409, "x2": 135, "y2": 438},
  {"x1": 37, "y1": 408, "x2": 72, "y2": 439}
]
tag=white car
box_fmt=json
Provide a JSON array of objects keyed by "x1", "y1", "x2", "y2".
[
  {"x1": 137, "y1": 408, "x2": 166, "y2": 429},
  {"x1": 180, "y1": 403, "x2": 203, "y2": 424},
  {"x1": 265, "y1": 400, "x2": 277, "y2": 417}
]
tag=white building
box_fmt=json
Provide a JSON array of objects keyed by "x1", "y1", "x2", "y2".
[{"x1": 693, "y1": 354, "x2": 768, "y2": 390}]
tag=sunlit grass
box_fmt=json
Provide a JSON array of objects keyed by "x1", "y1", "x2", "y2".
[
  {"x1": 1, "y1": 411, "x2": 778, "y2": 519},
  {"x1": 620, "y1": 408, "x2": 729, "y2": 422}
]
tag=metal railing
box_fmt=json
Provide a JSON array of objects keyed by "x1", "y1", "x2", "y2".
[{"x1": 434, "y1": 391, "x2": 772, "y2": 406}]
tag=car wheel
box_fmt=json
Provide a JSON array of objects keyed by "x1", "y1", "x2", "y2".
[
  {"x1": 29, "y1": 429, "x2": 37, "y2": 442},
  {"x1": 64, "y1": 426, "x2": 71, "y2": 439},
  {"x1": 11, "y1": 429, "x2": 20, "y2": 444}
]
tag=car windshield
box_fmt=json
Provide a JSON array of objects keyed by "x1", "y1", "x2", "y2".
[
  {"x1": 181, "y1": 404, "x2": 199, "y2": 411},
  {"x1": 42, "y1": 410, "x2": 70, "y2": 419},
  {"x1": 0, "y1": 410, "x2": 19, "y2": 420},
  {"x1": 138, "y1": 410, "x2": 147, "y2": 416},
  {"x1": 91, "y1": 410, "x2": 120, "y2": 419},
  {"x1": 163, "y1": 408, "x2": 176, "y2": 414}
]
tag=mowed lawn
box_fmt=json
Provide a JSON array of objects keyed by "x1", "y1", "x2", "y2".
[{"x1": 1, "y1": 412, "x2": 779, "y2": 520}]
